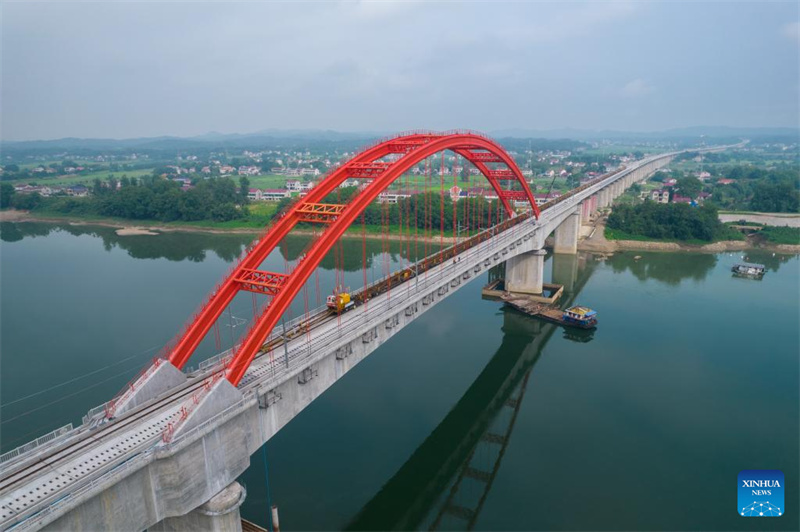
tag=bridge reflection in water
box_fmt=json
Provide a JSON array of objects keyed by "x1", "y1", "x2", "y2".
[{"x1": 346, "y1": 252, "x2": 595, "y2": 531}]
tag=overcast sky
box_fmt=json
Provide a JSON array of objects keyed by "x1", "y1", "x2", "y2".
[{"x1": 2, "y1": 1, "x2": 798, "y2": 140}]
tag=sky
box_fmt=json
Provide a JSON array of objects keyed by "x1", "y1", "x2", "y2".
[{"x1": 1, "y1": 0, "x2": 798, "y2": 141}]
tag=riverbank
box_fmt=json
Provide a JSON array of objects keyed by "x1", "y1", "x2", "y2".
[
  {"x1": 578, "y1": 218, "x2": 800, "y2": 254},
  {"x1": 4, "y1": 208, "x2": 798, "y2": 253},
  {"x1": 0, "y1": 209, "x2": 463, "y2": 244}
]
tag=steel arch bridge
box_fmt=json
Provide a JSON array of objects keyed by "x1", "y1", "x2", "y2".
[{"x1": 119, "y1": 131, "x2": 539, "y2": 408}]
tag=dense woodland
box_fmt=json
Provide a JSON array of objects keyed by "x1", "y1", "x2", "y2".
[
  {"x1": 606, "y1": 202, "x2": 734, "y2": 242},
  {"x1": 1, "y1": 177, "x2": 248, "y2": 222}
]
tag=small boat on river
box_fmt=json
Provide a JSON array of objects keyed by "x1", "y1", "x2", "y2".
[{"x1": 731, "y1": 263, "x2": 765, "y2": 278}]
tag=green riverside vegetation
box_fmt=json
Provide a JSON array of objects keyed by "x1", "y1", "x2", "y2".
[
  {"x1": 759, "y1": 226, "x2": 800, "y2": 245},
  {"x1": 1, "y1": 177, "x2": 507, "y2": 234},
  {"x1": 606, "y1": 201, "x2": 743, "y2": 243}
]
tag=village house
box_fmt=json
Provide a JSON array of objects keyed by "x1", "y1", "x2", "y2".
[
  {"x1": 248, "y1": 188, "x2": 290, "y2": 202},
  {"x1": 286, "y1": 180, "x2": 314, "y2": 192},
  {"x1": 466, "y1": 187, "x2": 499, "y2": 200},
  {"x1": 650, "y1": 189, "x2": 670, "y2": 204},
  {"x1": 671, "y1": 195, "x2": 694, "y2": 205},
  {"x1": 67, "y1": 185, "x2": 89, "y2": 197},
  {"x1": 14, "y1": 184, "x2": 55, "y2": 196},
  {"x1": 695, "y1": 171, "x2": 711, "y2": 180},
  {"x1": 377, "y1": 190, "x2": 417, "y2": 204},
  {"x1": 237, "y1": 166, "x2": 260, "y2": 176}
]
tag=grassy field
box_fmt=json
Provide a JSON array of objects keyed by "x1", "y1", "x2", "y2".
[
  {"x1": 247, "y1": 175, "x2": 289, "y2": 189},
  {"x1": 374, "y1": 174, "x2": 571, "y2": 194},
  {"x1": 760, "y1": 226, "x2": 800, "y2": 245},
  {"x1": 5, "y1": 168, "x2": 155, "y2": 187},
  {"x1": 605, "y1": 226, "x2": 745, "y2": 244}
]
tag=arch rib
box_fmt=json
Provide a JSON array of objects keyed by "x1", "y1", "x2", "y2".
[
  {"x1": 223, "y1": 133, "x2": 537, "y2": 385},
  {"x1": 159, "y1": 132, "x2": 536, "y2": 386}
]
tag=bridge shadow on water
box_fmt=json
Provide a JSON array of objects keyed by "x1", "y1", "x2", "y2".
[
  {"x1": 345, "y1": 253, "x2": 597, "y2": 531},
  {"x1": 345, "y1": 309, "x2": 553, "y2": 531}
]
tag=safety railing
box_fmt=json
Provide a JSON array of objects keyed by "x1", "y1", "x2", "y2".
[
  {"x1": 0, "y1": 424, "x2": 74, "y2": 467},
  {"x1": 6, "y1": 448, "x2": 155, "y2": 531}
]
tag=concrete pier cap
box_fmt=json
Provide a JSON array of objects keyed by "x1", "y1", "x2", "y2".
[{"x1": 150, "y1": 481, "x2": 246, "y2": 532}]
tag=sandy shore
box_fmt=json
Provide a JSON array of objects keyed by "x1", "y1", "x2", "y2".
[
  {"x1": 0, "y1": 209, "x2": 463, "y2": 244},
  {"x1": 0, "y1": 210, "x2": 28, "y2": 222},
  {"x1": 115, "y1": 227, "x2": 160, "y2": 236}
]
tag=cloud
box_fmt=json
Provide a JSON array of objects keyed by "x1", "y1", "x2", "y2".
[
  {"x1": 1, "y1": 1, "x2": 797, "y2": 139},
  {"x1": 621, "y1": 78, "x2": 655, "y2": 98},
  {"x1": 349, "y1": 0, "x2": 420, "y2": 20},
  {"x1": 782, "y1": 21, "x2": 799, "y2": 42}
]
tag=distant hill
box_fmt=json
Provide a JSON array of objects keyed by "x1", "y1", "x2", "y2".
[
  {"x1": 0, "y1": 131, "x2": 382, "y2": 157},
  {"x1": 2, "y1": 126, "x2": 795, "y2": 157},
  {"x1": 490, "y1": 126, "x2": 799, "y2": 140}
]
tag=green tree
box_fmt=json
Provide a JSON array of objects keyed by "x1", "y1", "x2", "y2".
[
  {"x1": 12, "y1": 192, "x2": 42, "y2": 210},
  {"x1": 0, "y1": 183, "x2": 15, "y2": 208},
  {"x1": 675, "y1": 176, "x2": 702, "y2": 198},
  {"x1": 751, "y1": 182, "x2": 800, "y2": 213},
  {"x1": 92, "y1": 178, "x2": 104, "y2": 197},
  {"x1": 239, "y1": 176, "x2": 250, "y2": 204}
]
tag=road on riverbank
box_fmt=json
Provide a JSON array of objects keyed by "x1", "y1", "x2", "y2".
[{"x1": 719, "y1": 212, "x2": 800, "y2": 227}]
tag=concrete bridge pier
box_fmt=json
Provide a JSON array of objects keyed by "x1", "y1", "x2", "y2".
[
  {"x1": 583, "y1": 195, "x2": 598, "y2": 220},
  {"x1": 580, "y1": 199, "x2": 591, "y2": 222},
  {"x1": 505, "y1": 249, "x2": 547, "y2": 295},
  {"x1": 599, "y1": 189, "x2": 610, "y2": 208},
  {"x1": 150, "y1": 482, "x2": 246, "y2": 532},
  {"x1": 553, "y1": 209, "x2": 581, "y2": 254}
]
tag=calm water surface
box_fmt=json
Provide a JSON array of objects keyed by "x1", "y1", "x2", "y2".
[{"x1": 1, "y1": 222, "x2": 797, "y2": 531}]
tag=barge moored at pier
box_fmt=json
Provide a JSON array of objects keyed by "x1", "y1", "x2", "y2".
[{"x1": 501, "y1": 295, "x2": 598, "y2": 330}]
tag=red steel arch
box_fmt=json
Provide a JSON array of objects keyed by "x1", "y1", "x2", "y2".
[{"x1": 166, "y1": 131, "x2": 538, "y2": 386}]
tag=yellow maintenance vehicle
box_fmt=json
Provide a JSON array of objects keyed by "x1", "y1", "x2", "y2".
[{"x1": 326, "y1": 288, "x2": 355, "y2": 313}]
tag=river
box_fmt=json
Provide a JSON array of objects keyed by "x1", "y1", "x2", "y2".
[{"x1": 1, "y1": 221, "x2": 797, "y2": 531}]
